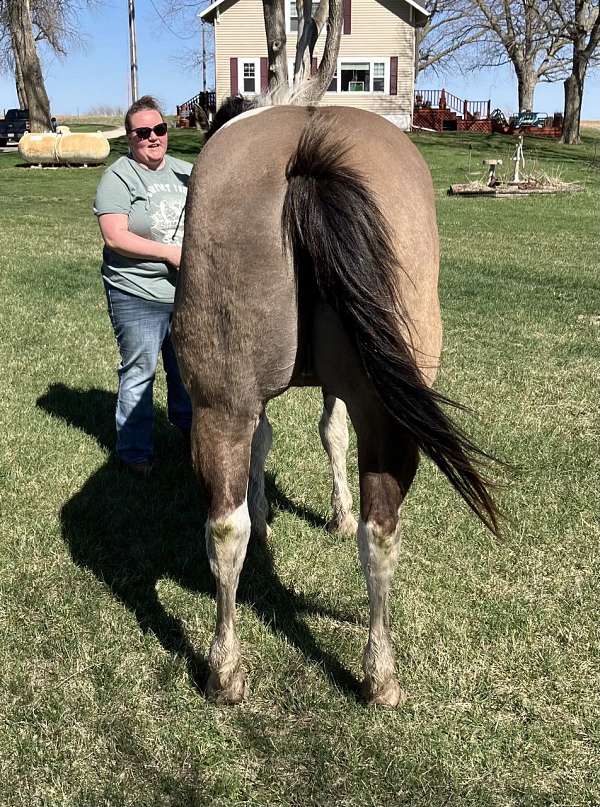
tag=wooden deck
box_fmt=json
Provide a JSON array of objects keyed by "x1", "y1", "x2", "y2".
[
  {"x1": 413, "y1": 89, "x2": 492, "y2": 134},
  {"x1": 413, "y1": 88, "x2": 563, "y2": 138}
]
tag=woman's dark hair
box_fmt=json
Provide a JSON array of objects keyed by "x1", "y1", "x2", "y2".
[{"x1": 125, "y1": 95, "x2": 165, "y2": 133}]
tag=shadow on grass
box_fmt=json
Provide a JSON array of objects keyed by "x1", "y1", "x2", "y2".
[{"x1": 36, "y1": 383, "x2": 360, "y2": 700}]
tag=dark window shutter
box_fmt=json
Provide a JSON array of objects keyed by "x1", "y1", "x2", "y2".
[
  {"x1": 311, "y1": 57, "x2": 318, "y2": 76},
  {"x1": 260, "y1": 57, "x2": 269, "y2": 92},
  {"x1": 389, "y1": 56, "x2": 398, "y2": 95},
  {"x1": 343, "y1": 0, "x2": 351, "y2": 34},
  {"x1": 230, "y1": 57, "x2": 238, "y2": 95}
]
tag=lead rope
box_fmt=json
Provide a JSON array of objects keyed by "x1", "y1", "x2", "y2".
[{"x1": 171, "y1": 203, "x2": 185, "y2": 242}]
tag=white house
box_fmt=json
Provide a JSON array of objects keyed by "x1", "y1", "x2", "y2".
[{"x1": 199, "y1": 0, "x2": 429, "y2": 130}]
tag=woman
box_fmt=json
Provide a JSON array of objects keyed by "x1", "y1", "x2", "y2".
[{"x1": 94, "y1": 95, "x2": 193, "y2": 477}]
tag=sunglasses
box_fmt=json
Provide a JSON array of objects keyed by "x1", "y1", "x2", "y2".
[{"x1": 130, "y1": 122, "x2": 168, "y2": 140}]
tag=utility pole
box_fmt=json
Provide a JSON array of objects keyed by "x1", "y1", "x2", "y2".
[
  {"x1": 128, "y1": 0, "x2": 139, "y2": 103},
  {"x1": 201, "y1": 21, "x2": 207, "y2": 93}
]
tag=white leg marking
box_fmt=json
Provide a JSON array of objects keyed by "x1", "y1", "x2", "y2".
[
  {"x1": 319, "y1": 396, "x2": 357, "y2": 536},
  {"x1": 206, "y1": 501, "x2": 251, "y2": 702},
  {"x1": 358, "y1": 518, "x2": 404, "y2": 707}
]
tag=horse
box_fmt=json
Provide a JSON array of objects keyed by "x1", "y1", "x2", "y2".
[{"x1": 172, "y1": 101, "x2": 499, "y2": 707}]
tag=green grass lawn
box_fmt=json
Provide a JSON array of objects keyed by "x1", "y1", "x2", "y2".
[{"x1": 0, "y1": 127, "x2": 598, "y2": 807}]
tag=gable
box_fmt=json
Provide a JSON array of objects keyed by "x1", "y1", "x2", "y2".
[{"x1": 200, "y1": 0, "x2": 429, "y2": 28}]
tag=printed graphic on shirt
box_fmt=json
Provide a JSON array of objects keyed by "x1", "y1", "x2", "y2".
[{"x1": 147, "y1": 182, "x2": 187, "y2": 245}]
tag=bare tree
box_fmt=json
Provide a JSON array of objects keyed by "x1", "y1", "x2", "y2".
[
  {"x1": 1, "y1": 0, "x2": 95, "y2": 112},
  {"x1": 553, "y1": 0, "x2": 600, "y2": 144},
  {"x1": 292, "y1": 0, "x2": 328, "y2": 84},
  {"x1": 262, "y1": 0, "x2": 289, "y2": 98},
  {"x1": 417, "y1": 0, "x2": 569, "y2": 112},
  {"x1": 31, "y1": 0, "x2": 86, "y2": 54},
  {"x1": 262, "y1": 0, "x2": 342, "y2": 105},
  {"x1": 156, "y1": 0, "x2": 215, "y2": 86},
  {"x1": 13, "y1": 47, "x2": 26, "y2": 105},
  {"x1": 415, "y1": 0, "x2": 485, "y2": 80},
  {"x1": 468, "y1": 0, "x2": 569, "y2": 111},
  {"x1": 4, "y1": 0, "x2": 51, "y2": 130}
]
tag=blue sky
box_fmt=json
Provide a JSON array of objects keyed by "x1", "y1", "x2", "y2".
[
  {"x1": 0, "y1": 0, "x2": 598, "y2": 118},
  {"x1": 1, "y1": 1, "x2": 204, "y2": 116}
]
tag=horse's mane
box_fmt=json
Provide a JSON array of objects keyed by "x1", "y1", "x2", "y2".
[{"x1": 205, "y1": 95, "x2": 259, "y2": 140}]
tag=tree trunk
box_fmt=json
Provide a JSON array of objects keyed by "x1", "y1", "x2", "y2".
[
  {"x1": 7, "y1": 0, "x2": 52, "y2": 132},
  {"x1": 560, "y1": 0, "x2": 600, "y2": 146},
  {"x1": 561, "y1": 70, "x2": 584, "y2": 145},
  {"x1": 13, "y1": 48, "x2": 28, "y2": 109},
  {"x1": 289, "y1": 0, "x2": 342, "y2": 105},
  {"x1": 414, "y1": 25, "x2": 425, "y2": 82},
  {"x1": 516, "y1": 65, "x2": 536, "y2": 112},
  {"x1": 293, "y1": 0, "x2": 328, "y2": 87},
  {"x1": 262, "y1": 0, "x2": 289, "y2": 101}
]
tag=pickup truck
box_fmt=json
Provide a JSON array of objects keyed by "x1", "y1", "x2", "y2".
[{"x1": 0, "y1": 108, "x2": 29, "y2": 146}]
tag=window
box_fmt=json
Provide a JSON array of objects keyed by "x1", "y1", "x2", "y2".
[
  {"x1": 373, "y1": 62, "x2": 385, "y2": 93},
  {"x1": 289, "y1": 1, "x2": 321, "y2": 32},
  {"x1": 243, "y1": 62, "x2": 256, "y2": 93},
  {"x1": 327, "y1": 59, "x2": 388, "y2": 94},
  {"x1": 341, "y1": 62, "x2": 369, "y2": 92},
  {"x1": 238, "y1": 59, "x2": 260, "y2": 95}
]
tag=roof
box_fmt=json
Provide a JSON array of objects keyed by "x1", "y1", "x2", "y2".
[{"x1": 199, "y1": 0, "x2": 429, "y2": 26}]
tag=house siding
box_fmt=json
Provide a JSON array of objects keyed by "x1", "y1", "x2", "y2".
[{"x1": 212, "y1": 0, "x2": 416, "y2": 128}]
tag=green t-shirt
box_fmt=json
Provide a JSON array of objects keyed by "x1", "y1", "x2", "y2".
[{"x1": 94, "y1": 154, "x2": 193, "y2": 303}]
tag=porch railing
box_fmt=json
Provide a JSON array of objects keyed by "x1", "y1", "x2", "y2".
[
  {"x1": 414, "y1": 89, "x2": 491, "y2": 120},
  {"x1": 177, "y1": 91, "x2": 217, "y2": 116}
]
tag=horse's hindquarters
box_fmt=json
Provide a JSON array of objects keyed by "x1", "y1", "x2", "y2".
[{"x1": 174, "y1": 110, "x2": 310, "y2": 411}]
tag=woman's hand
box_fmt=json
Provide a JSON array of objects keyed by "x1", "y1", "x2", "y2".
[
  {"x1": 163, "y1": 244, "x2": 182, "y2": 270},
  {"x1": 98, "y1": 214, "x2": 182, "y2": 268}
]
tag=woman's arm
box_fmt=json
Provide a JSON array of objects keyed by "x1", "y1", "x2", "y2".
[{"x1": 98, "y1": 213, "x2": 182, "y2": 269}]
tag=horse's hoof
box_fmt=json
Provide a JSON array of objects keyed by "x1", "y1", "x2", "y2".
[
  {"x1": 361, "y1": 676, "x2": 406, "y2": 708},
  {"x1": 326, "y1": 513, "x2": 358, "y2": 537},
  {"x1": 207, "y1": 669, "x2": 248, "y2": 705}
]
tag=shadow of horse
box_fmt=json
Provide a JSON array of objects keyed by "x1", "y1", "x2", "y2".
[{"x1": 36, "y1": 383, "x2": 360, "y2": 699}]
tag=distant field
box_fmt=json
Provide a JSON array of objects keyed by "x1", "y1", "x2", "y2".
[
  {"x1": 0, "y1": 127, "x2": 598, "y2": 807},
  {"x1": 57, "y1": 114, "x2": 178, "y2": 127},
  {"x1": 57, "y1": 114, "x2": 124, "y2": 126}
]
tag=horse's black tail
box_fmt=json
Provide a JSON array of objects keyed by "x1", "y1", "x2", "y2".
[{"x1": 282, "y1": 116, "x2": 500, "y2": 536}]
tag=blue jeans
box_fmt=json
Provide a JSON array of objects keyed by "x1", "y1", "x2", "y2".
[{"x1": 105, "y1": 283, "x2": 192, "y2": 464}]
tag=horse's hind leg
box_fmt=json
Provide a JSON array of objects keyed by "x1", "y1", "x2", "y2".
[
  {"x1": 354, "y1": 414, "x2": 419, "y2": 707},
  {"x1": 319, "y1": 393, "x2": 357, "y2": 536},
  {"x1": 192, "y1": 407, "x2": 257, "y2": 703},
  {"x1": 248, "y1": 410, "x2": 273, "y2": 541},
  {"x1": 314, "y1": 303, "x2": 418, "y2": 706}
]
